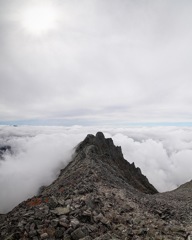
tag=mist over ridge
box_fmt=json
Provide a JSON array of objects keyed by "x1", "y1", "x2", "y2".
[{"x1": 0, "y1": 125, "x2": 192, "y2": 213}]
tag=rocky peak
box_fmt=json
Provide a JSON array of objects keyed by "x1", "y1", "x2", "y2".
[
  {"x1": 75, "y1": 132, "x2": 157, "y2": 195},
  {"x1": 76, "y1": 132, "x2": 123, "y2": 161}
]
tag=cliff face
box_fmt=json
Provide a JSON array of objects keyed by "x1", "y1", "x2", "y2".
[{"x1": 0, "y1": 132, "x2": 191, "y2": 240}]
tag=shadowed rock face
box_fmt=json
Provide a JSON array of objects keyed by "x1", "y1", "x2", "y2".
[{"x1": 0, "y1": 132, "x2": 191, "y2": 240}]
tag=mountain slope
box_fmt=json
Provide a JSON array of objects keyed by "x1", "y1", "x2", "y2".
[
  {"x1": 42, "y1": 132, "x2": 157, "y2": 196},
  {"x1": 0, "y1": 132, "x2": 191, "y2": 240}
]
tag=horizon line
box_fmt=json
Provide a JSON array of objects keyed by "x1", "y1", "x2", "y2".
[{"x1": 1, "y1": 120, "x2": 192, "y2": 127}]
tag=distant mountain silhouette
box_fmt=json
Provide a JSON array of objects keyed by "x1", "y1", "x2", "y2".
[{"x1": 0, "y1": 145, "x2": 11, "y2": 159}]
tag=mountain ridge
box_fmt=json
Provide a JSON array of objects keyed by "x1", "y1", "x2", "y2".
[{"x1": 0, "y1": 132, "x2": 191, "y2": 240}]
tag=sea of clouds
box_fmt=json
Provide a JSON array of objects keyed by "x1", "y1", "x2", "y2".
[{"x1": 0, "y1": 125, "x2": 192, "y2": 213}]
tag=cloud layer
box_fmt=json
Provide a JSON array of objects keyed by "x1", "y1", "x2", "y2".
[
  {"x1": 0, "y1": 126, "x2": 192, "y2": 213},
  {"x1": 1, "y1": 0, "x2": 192, "y2": 124}
]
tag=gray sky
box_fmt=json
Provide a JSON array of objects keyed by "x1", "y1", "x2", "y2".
[{"x1": 1, "y1": 0, "x2": 192, "y2": 125}]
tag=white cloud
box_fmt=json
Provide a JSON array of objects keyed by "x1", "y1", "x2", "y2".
[
  {"x1": 108, "y1": 127, "x2": 192, "y2": 191},
  {"x1": 0, "y1": 126, "x2": 192, "y2": 213},
  {"x1": 0, "y1": 126, "x2": 86, "y2": 213}
]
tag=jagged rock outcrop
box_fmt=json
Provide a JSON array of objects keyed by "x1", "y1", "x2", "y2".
[
  {"x1": 75, "y1": 132, "x2": 157, "y2": 194},
  {"x1": 0, "y1": 132, "x2": 191, "y2": 240}
]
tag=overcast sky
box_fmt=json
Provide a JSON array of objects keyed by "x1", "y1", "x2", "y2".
[{"x1": 1, "y1": 0, "x2": 192, "y2": 125}]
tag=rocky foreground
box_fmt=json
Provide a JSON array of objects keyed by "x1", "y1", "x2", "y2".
[{"x1": 0, "y1": 132, "x2": 192, "y2": 240}]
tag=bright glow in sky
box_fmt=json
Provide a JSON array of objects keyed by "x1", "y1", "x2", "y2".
[
  {"x1": 20, "y1": 4, "x2": 59, "y2": 35},
  {"x1": 1, "y1": 0, "x2": 192, "y2": 125}
]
